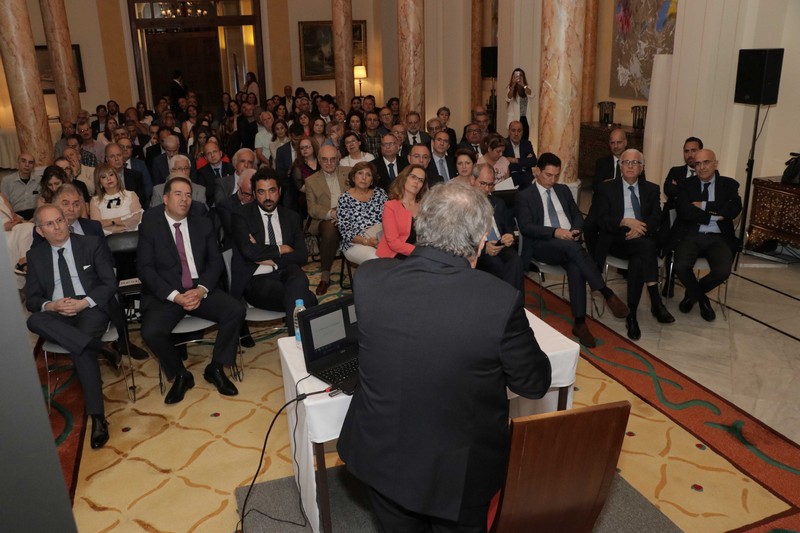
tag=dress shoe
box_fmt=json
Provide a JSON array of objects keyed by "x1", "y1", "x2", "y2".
[
  {"x1": 90, "y1": 415, "x2": 109, "y2": 449},
  {"x1": 127, "y1": 342, "x2": 150, "y2": 360},
  {"x1": 626, "y1": 316, "x2": 641, "y2": 341},
  {"x1": 678, "y1": 296, "x2": 696, "y2": 313},
  {"x1": 315, "y1": 280, "x2": 330, "y2": 296},
  {"x1": 165, "y1": 371, "x2": 195, "y2": 404},
  {"x1": 698, "y1": 296, "x2": 716, "y2": 322},
  {"x1": 203, "y1": 364, "x2": 239, "y2": 396},
  {"x1": 651, "y1": 301, "x2": 676, "y2": 324},
  {"x1": 240, "y1": 334, "x2": 256, "y2": 348},
  {"x1": 571, "y1": 323, "x2": 597, "y2": 348},
  {"x1": 605, "y1": 294, "x2": 629, "y2": 319},
  {"x1": 99, "y1": 343, "x2": 122, "y2": 369}
]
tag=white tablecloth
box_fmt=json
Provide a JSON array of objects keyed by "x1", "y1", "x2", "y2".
[{"x1": 278, "y1": 309, "x2": 579, "y2": 532}]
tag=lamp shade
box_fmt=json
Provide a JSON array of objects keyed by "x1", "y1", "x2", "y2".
[{"x1": 353, "y1": 66, "x2": 367, "y2": 79}]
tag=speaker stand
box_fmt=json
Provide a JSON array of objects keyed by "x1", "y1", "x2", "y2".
[{"x1": 735, "y1": 102, "x2": 761, "y2": 271}]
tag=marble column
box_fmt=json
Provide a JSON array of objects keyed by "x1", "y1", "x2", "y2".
[
  {"x1": 397, "y1": 0, "x2": 424, "y2": 116},
  {"x1": 580, "y1": 0, "x2": 598, "y2": 124},
  {"x1": 0, "y1": 0, "x2": 52, "y2": 165},
  {"x1": 539, "y1": 0, "x2": 585, "y2": 184},
  {"x1": 470, "y1": 0, "x2": 483, "y2": 110},
  {"x1": 332, "y1": 0, "x2": 354, "y2": 110},
  {"x1": 39, "y1": 0, "x2": 81, "y2": 123}
]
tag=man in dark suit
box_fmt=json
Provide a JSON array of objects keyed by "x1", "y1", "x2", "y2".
[
  {"x1": 230, "y1": 170, "x2": 317, "y2": 334},
  {"x1": 373, "y1": 133, "x2": 408, "y2": 191},
  {"x1": 338, "y1": 183, "x2": 552, "y2": 531},
  {"x1": 516, "y1": 152, "x2": 629, "y2": 347},
  {"x1": 145, "y1": 127, "x2": 170, "y2": 173},
  {"x1": 214, "y1": 148, "x2": 256, "y2": 207},
  {"x1": 403, "y1": 111, "x2": 431, "y2": 146},
  {"x1": 137, "y1": 177, "x2": 246, "y2": 404},
  {"x1": 457, "y1": 122, "x2": 484, "y2": 157},
  {"x1": 150, "y1": 135, "x2": 182, "y2": 188},
  {"x1": 593, "y1": 128, "x2": 627, "y2": 190},
  {"x1": 26, "y1": 204, "x2": 122, "y2": 449},
  {"x1": 407, "y1": 144, "x2": 444, "y2": 187},
  {"x1": 430, "y1": 130, "x2": 456, "y2": 182},
  {"x1": 669, "y1": 149, "x2": 742, "y2": 322},
  {"x1": 106, "y1": 142, "x2": 146, "y2": 205},
  {"x1": 587, "y1": 149, "x2": 675, "y2": 340},
  {"x1": 274, "y1": 123, "x2": 304, "y2": 209},
  {"x1": 195, "y1": 141, "x2": 234, "y2": 206},
  {"x1": 504, "y1": 120, "x2": 537, "y2": 189},
  {"x1": 118, "y1": 137, "x2": 153, "y2": 203},
  {"x1": 473, "y1": 163, "x2": 524, "y2": 291},
  {"x1": 663, "y1": 136, "x2": 703, "y2": 211}
]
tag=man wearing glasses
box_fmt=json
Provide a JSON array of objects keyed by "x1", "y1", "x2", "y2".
[
  {"x1": 587, "y1": 149, "x2": 674, "y2": 340},
  {"x1": 150, "y1": 155, "x2": 207, "y2": 211},
  {"x1": 374, "y1": 133, "x2": 408, "y2": 191},
  {"x1": 668, "y1": 149, "x2": 741, "y2": 322}
]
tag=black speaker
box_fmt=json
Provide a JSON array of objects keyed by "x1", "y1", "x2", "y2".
[
  {"x1": 481, "y1": 47, "x2": 498, "y2": 79},
  {"x1": 734, "y1": 48, "x2": 784, "y2": 105}
]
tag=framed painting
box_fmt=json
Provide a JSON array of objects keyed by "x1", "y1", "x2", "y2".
[
  {"x1": 35, "y1": 44, "x2": 87, "y2": 94},
  {"x1": 299, "y1": 20, "x2": 367, "y2": 80}
]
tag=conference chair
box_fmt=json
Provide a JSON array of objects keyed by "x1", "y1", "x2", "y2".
[
  {"x1": 600, "y1": 254, "x2": 665, "y2": 317},
  {"x1": 489, "y1": 400, "x2": 632, "y2": 533}
]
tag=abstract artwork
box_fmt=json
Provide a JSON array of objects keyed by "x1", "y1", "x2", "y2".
[{"x1": 610, "y1": 0, "x2": 677, "y2": 100}]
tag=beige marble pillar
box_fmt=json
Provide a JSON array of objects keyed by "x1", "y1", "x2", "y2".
[
  {"x1": 0, "y1": 0, "x2": 52, "y2": 165},
  {"x1": 539, "y1": 0, "x2": 585, "y2": 184},
  {"x1": 40, "y1": 0, "x2": 81, "y2": 123},
  {"x1": 580, "y1": 0, "x2": 598, "y2": 124},
  {"x1": 332, "y1": 0, "x2": 354, "y2": 110},
  {"x1": 470, "y1": 0, "x2": 483, "y2": 110},
  {"x1": 397, "y1": 0, "x2": 424, "y2": 116}
]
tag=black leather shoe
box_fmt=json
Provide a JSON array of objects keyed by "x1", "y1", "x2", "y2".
[
  {"x1": 626, "y1": 316, "x2": 641, "y2": 340},
  {"x1": 165, "y1": 372, "x2": 195, "y2": 404},
  {"x1": 571, "y1": 323, "x2": 597, "y2": 348},
  {"x1": 699, "y1": 296, "x2": 716, "y2": 322},
  {"x1": 99, "y1": 343, "x2": 122, "y2": 369},
  {"x1": 678, "y1": 296, "x2": 696, "y2": 313},
  {"x1": 127, "y1": 342, "x2": 150, "y2": 360},
  {"x1": 90, "y1": 415, "x2": 109, "y2": 449},
  {"x1": 240, "y1": 334, "x2": 256, "y2": 348},
  {"x1": 651, "y1": 301, "x2": 676, "y2": 323},
  {"x1": 204, "y1": 365, "x2": 239, "y2": 396}
]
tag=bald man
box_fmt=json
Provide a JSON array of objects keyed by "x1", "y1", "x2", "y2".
[
  {"x1": 593, "y1": 128, "x2": 628, "y2": 190},
  {"x1": 1, "y1": 153, "x2": 40, "y2": 219}
]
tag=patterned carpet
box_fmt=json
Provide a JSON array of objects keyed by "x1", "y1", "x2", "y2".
[{"x1": 50, "y1": 261, "x2": 799, "y2": 532}]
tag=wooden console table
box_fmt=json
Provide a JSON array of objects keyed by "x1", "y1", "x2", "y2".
[{"x1": 746, "y1": 177, "x2": 800, "y2": 250}]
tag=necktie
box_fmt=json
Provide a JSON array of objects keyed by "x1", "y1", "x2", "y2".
[
  {"x1": 173, "y1": 222, "x2": 193, "y2": 290},
  {"x1": 266, "y1": 213, "x2": 276, "y2": 245},
  {"x1": 546, "y1": 189, "x2": 561, "y2": 229},
  {"x1": 58, "y1": 248, "x2": 76, "y2": 298},
  {"x1": 689, "y1": 168, "x2": 696, "y2": 177},
  {"x1": 615, "y1": 160, "x2": 621, "y2": 180},
  {"x1": 388, "y1": 163, "x2": 396, "y2": 180},
  {"x1": 629, "y1": 185, "x2": 642, "y2": 220},
  {"x1": 213, "y1": 167, "x2": 221, "y2": 178},
  {"x1": 437, "y1": 157, "x2": 448, "y2": 180},
  {"x1": 701, "y1": 182, "x2": 710, "y2": 202},
  {"x1": 472, "y1": 144, "x2": 479, "y2": 153},
  {"x1": 69, "y1": 225, "x2": 75, "y2": 233},
  {"x1": 412, "y1": 135, "x2": 418, "y2": 145}
]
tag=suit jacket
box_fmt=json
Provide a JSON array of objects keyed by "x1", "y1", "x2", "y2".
[
  {"x1": 457, "y1": 140, "x2": 482, "y2": 157},
  {"x1": 515, "y1": 182, "x2": 583, "y2": 267},
  {"x1": 593, "y1": 155, "x2": 617, "y2": 190},
  {"x1": 137, "y1": 205, "x2": 224, "y2": 303},
  {"x1": 275, "y1": 142, "x2": 294, "y2": 183},
  {"x1": 587, "y1": 177, "x2": 662, "y2": 265},
  {"x1": 196, "y1": 162, "x2": 234, "y2": 206},
  {"x1": 145, "y1": 144, "x2": 164, "y2": 173},
  {"x1": 32, "y1": 217, "x2": 103, "y2": 246},
  {"x1": 337, "y1": 246, "x2": 552, "y2": 520},
  {"x1": 663, "y1": 164, "x2": 692, "y2": 207},
  {"x1": 405, "y1": 131, "x2": 431, "y2": 146},
  {"x1": 373, "y1": 157, "x2": 408, "y2": 192},
  {"x1": 490, "y1": 194, "x2": 514, "y2": 236},
  {"x1": 229, "y1": 203, "x2": 308, "y2": 298},
  {"x1": 151, "y1": 153, "x2": 170, "y2": 187},
  {"x1": 122, "y1": 167, "x2": 146, "y2": 205},
  {"x1": 668, "y1": 173, "x2": 742, "y2": 252},
  {"x1": 304, "y1": 168, "x2": 349, "y2": 234},
  {"x1": 214, "y1": 173, "x2": 238, "y2": 208},
  {"x1": 504, "y1": 139, "x2": 537, "y2": 189},
  {"x1": 128, "y1": 158, "x2": 153, "y2": 203},
  {"x1": 431, "y1": 153, "x2": 457, "y2": 182}
]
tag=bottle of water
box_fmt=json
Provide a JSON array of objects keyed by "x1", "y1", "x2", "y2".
[{"x1": 293, "y1": 299, "x2": 305, "y2": 349}]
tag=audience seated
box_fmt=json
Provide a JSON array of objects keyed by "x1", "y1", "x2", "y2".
[
  {"x1": 1, "y1": 153, "x2": 40, "y2": 220},
  {"x1": 336, "y1": 161, "x2": 388, "y2": 265}
]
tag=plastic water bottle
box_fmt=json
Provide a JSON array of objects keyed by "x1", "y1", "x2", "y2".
[{"x1": 293, "y1": 299, "x2": 305, "y2": 349}]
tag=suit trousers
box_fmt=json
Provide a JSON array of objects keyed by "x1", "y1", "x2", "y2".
[
  {"x1": 673, "y1": 233, "x2": 733, "y2": 300},
  {"x1": 608, "y1": 235, "x2": 659, "y2": 310},
  {"x1": 476, "y1": 247, "x2": 524, "y2": 293},
  {"x1": 140, "y1": 291, "x2": 246, "y2": 380},
  {"x1": 243, "y1": 264, "x2": 317, "y2": 335},
  {"x1": 27, "y1": 307, "x2": 110, "y2": 415},
  {"x1": 368, "y1": 486, "x2": 490, "y2": 533},
  {"x1": 532, "y1": 239, "x2": 605, "y2": 319},
  {"x1": 318, "y1": 219, "x2": 341, "y2": 274}
]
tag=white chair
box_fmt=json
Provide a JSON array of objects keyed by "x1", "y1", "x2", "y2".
[
  {"x1": 222, "y1": 249, "x2": 287, "y2": 334},
  {"x1": 155, "y1": 315, "x2": 225, "y2": 394},
  {"x1": 600, "y1": 254, "x2": 665, "y2": 316}
]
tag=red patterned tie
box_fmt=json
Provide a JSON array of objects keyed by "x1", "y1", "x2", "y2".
[{"x1": 174, "y1": 222, "x2": 193, "y2": 290}]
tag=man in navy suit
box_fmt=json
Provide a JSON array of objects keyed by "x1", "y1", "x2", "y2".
[
  {"x1": 230, "y1": 169, "x2": 317, "y2": 335},
  {"x1": 26, "y1": 204, "x2": 121, "y2": 449},
  {"x1": 669, "y1": 149, "x2": 742, "y2": 322},
  {"x1": 516, "y1": 153, "x2": 628, "y2": 347},
  {"x1": 137, "y1": 177, "x2": 245, "y2": 404},
  {"x1": 430, "y1": 131, "x2": 456, "y2": 182},
  {"x1": 504, "y1": 120, "x2": 537, "y2": 189},
  {"x1": 588, "y1": 149, "x2": 674, "y2": 340}
]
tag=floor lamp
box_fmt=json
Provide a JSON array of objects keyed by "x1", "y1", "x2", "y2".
[{"x1": 354, "y1": 66, "x2": 367, "y2": 97}]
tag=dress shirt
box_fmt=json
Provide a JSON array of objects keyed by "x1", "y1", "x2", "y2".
[
  {"x1": 69, "y1": 220, "x2": 85, "y2": 235},
  {"x1": 511, "y1": 142, "x2": 521, "y2": 159},
  {"x1": 164, "y1": 211, "x2": 205, "y2": 301},
  {"x1": 47, "y1": 238, "x2": 93, "y2": 308},
  {"x1": 622, "y1": 180, "x2": 640, "y2": 220},
  {"x1": 697, "y1": 177, "x2": 721, "y2": 234},
  {"x1": 1, "y1": 173, "x2": 40, "y2": 212},
  {"x1": 535, "y1": 182, "x2": 570, "y2": 229},
  {"x1": 254, "y1": 206, "x2": 283, "y2": 275},
  {"x1": 433, "y1": 154, "x2": 450, "y2": 181}
]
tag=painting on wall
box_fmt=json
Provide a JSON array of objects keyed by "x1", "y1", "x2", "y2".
[
  {"x1": 299, "y1": 20, "x2": 367, "y2": 81},
  {"x1": 35, "y1": 45, "x2": 86, "y2": 94},
  {"x1": 610, "y1": 0, "x2": 677, "y2": 100}
]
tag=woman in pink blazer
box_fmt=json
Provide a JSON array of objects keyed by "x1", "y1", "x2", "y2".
[{"x1": 377, "y1": 164, "x2": 428, "y2": 258}]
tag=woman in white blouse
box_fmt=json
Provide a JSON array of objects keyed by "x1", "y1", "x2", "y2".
[{"x1": 339, "y1": 131, "x2": 375, "y2": 167}]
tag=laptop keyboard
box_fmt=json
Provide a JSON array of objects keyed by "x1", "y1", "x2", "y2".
[{"x1": 318, "y1": 358, "x2": 359, "y2": 384}]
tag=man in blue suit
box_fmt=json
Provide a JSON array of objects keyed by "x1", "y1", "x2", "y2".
[{"x1": 516, "y1": 153, "x2": 628, "y2": 347}]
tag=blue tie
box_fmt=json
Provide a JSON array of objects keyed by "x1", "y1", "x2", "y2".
[
  {"x1": 629, "y1": 185, "x2": 642, "y2": 220},
  {"x1": 546, "y1": 189, "x2": 560, "y2": 228}
]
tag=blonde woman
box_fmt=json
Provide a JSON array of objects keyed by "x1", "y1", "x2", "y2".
[{"x1": 89, "y1": 164, "x2": 142, "y2": 234}]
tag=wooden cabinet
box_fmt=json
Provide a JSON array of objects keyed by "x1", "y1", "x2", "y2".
[{"x1": 747, "y1": 178, "x2": 800, "y2": 250}]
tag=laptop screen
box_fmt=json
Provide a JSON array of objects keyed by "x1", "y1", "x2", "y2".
[{"x1": 299, "y1": 295, "x2": 358, "y2": 368}]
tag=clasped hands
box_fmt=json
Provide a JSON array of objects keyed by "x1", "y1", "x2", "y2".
[
  {"x1": 621, "y1": 218, "x2": 647, "y2": 239},
  {"x1": 174, "y1": 287, "x2": 206, "y2": 311},
  {"x1": 47, "y1": 297, "x2": 89, "y2": 316}
]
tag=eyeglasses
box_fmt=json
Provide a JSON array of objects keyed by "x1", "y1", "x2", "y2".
[
  {"x1": 620, "y1": 160, "x2": 643, "y2": 167},
  {"x1": 238, "y1": 190, "x2": 254, "y2": 198},
  {"x1": 39, "y1": 217, "x2": 66, "y2": 229},
  {"x1": 476, "y1": 180, "x2": 494, "y2": 189},
  {"x1": 409, "y1": 175, "x2": 426, "y2": 183}
]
